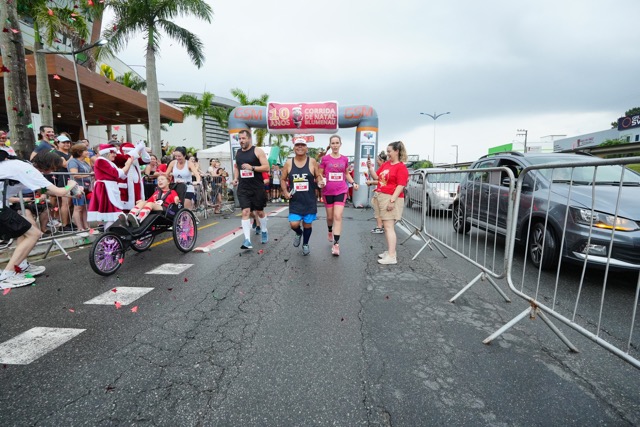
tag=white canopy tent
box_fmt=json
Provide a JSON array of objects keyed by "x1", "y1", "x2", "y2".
[{"x1": 197, "y1": 142, "x2": 233, "y2": 176}]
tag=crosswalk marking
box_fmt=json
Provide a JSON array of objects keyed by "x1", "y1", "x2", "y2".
[
  {"x1": 145, "y1": 263, "x2": 193, "y2": 275},
  {"x1": 84, "y1": 287, "x2": 154, "y2": 305},
  {"x1": 0, "y1": 327, "x2": 85, "y2": 365}
]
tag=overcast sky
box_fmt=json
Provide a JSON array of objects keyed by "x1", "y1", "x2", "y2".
[{"x1": 104, "y1": 0, "x2": 640, "y2": 163}]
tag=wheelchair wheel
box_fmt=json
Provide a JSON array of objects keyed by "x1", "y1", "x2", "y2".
[
  {"x1": 173, "y1": 209, "x2": 198, "y2": 252},
  {"x1": 89, "y1": 232, "x2": 125, "y2": 276},
  {"x1": 131, "y1": 233, "x2": 155, "y2": 252}
]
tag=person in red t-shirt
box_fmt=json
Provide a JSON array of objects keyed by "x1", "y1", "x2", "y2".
[
  {"x1": 126, "y1": 175, "x2": 179, "y2": 227},
  {"x1": 366, "y1": 141, "x2": 409, "y2": 265}
]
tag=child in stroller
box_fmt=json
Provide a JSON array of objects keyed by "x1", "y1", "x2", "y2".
[{"x1": 126, "y1": 175, "x2": 180, "y2": 227}]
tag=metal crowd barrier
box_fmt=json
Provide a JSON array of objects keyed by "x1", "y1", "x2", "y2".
[
  {"x1": 484, "y1": 157, "x2": 640, "y2": 369},
  {"x1": 5, "y1": 171, "x2": 97, "y2": 260},
  {"x1": 402, "y1": 167, "x2": 515, "y2": 303}
]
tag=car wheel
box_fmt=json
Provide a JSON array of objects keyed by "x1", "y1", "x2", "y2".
[
  {"x1": 452, "y1": 203, "x2": 471, "y2": 234},
  {"x1": 528, "y1": 221, "x2": 559, "y2": 270}
]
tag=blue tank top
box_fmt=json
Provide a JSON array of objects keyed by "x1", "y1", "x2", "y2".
[{"x1": 288, "y1": 156, "x2": 317, "y2": 215}]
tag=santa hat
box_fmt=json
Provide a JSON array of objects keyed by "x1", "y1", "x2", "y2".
[
  {"x1": 99, "y1": 144, "x2": 118, "y2": 155},
  {"x1": 120, "y1": 142, "x2": 136, "y2": 152}
]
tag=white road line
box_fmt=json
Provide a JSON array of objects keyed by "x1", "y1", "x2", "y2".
[
  {"x1": 84, "y1": 287, "x2": 154, "y2": 305},
  {"x1": 145, "y1": 263, "x2": 193, "y2": 275},
  {"x1": 0, "y1": 327, "x2": 85, "y2": 365}
]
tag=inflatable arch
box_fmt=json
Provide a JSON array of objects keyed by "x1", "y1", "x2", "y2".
[{"x1": 228, "y1": 102, "x2": 378, "y2": 208}]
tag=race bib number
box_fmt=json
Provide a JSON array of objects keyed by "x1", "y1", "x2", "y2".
[
  {"x1": 175, "y1": 178, "x2": 185, "y2": 183},
  {"x1": 240, "y1": 170, "x2": 255, "y2": 178},
  {"x1": 293, "y1": 181, "x2": 309, "y2": 192},
  {"x1": 328, "y1": 172, "x2": 343, "y2": 182}
]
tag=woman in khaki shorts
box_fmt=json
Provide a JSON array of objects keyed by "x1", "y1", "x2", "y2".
[{"x1": 367, "y1": 141, "x2": 409, "y2": 265}]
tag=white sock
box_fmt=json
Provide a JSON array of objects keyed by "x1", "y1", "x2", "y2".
[
  {"x1": 241, "y1": 219, "x2": 251, "y2": 240},
  {"x1": 260, "y1": 216, "x2": 268, "y2": 232}
]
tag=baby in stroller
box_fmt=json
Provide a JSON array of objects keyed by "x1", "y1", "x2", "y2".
[{"x1": 126, "y1": 175, "x2": 180, "y2": 227}]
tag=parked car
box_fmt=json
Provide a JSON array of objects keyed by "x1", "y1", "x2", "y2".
[
  {"x1": 405, "y1": 168, "x2": 461, "y2": 214},
  {"x1": 452, "y1": 152, "x2": 640, "y2": 270}
]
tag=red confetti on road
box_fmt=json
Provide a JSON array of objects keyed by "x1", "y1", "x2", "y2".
[
  {"x1": 131, "y1": 306, "x2": 138, "y2": 313},
  {"x1": 258, "y1": 249, "x2": 264, "y2": 254},
  {"x1": 184, "y1": 277, "x2": 188, "y2": 282},
  {"x1": 53, "y1": 74, "x2": 60, "y2": 80},
  {"x1": 114, "y1": 301, "x2": 122, "y2": 309},
  {"x1": 69, "y1": 309, "x2": 75, "y2": 313},
  {"x1": 3, "y1": 289, "x2": 11, "y2": 296},
  {"x1": 111, "y1": 288, "x2": 117, "y2": 293},
  {"x1": 118, "y1": 258, "x2": 124, "y2": 264}
]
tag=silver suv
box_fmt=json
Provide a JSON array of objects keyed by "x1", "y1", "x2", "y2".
[
  {"x1": 452, "y1": 152, "x2": 640, "y2": 270},
  {"x1": 406, "y1": 168, "x2": 460, "y2": 214}
]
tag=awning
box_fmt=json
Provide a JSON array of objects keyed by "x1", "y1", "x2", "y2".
[{"x1": 0, "y1": 54, "x2": 183, "y2": 129}]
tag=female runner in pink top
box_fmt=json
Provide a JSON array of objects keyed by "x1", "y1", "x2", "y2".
[{"x1": 318, "y1": 135, "x2": 359, "y2": 256}]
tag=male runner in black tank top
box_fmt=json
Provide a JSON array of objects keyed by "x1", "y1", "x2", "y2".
[
  {"x1": 231, "y1": 130, "x2": 270, "y2": 249},
  {"x1": 281, "y1": 138, "x2": 324, "y2": 256}
]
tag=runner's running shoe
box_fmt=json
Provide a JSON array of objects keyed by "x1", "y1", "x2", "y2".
[
  {"x1": 261, "y1": 230, "x2": 268, "y2": 244},
  {"x1": 293, "y1": 233, "x2": 302, "y2": 247},
  {"x1": 255, "y1": 226, "x2": 261, "y2": 235},
  {"x1": 331, "y1": 243, "x2": 340, "y2": 256},
  {"x1": 21, "y1": 263, "x2": 46, "y2": 276},
  {"x1": 241, "y1": 239, "x2": 253, "y2": 249},
  {"x1": 371, "y1": 227, "x2": 384, "y2": 234},
  {"x1": 302, "y1": 244, "x2": 310, "y2": 256},
  {"x1": 0, "y1": 273, "x2": 35, "y2": 289}
]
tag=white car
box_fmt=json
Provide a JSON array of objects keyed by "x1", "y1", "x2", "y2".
[{"x1": 406, "y1": 168, "x2": 461, "y2": 214}]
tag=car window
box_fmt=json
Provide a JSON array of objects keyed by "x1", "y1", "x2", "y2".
[
  {"x1": 527, "y1": 156, "x2": 640, "y2": 184},
  {"x1": 468, "y1": 160, "x2": 496, "y2": 183}
]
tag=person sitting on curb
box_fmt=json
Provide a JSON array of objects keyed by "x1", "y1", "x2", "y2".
[
  {"x1": 126, "y1": 175, "x2": 180, "y2": 227},
  {"x1": 0, "y1": 149, "x2": 82, "y2": 289}
]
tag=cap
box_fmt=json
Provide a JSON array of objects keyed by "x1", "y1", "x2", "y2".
[
  {"x1": 120, "y1": 142, "x2": 135, "y2": 152},
  {"x1": 293, "y1": 137, "x2": 307, "y2": 146},
  {"x1": 99, "y1": 144, "x2": 118, "y2": 155},
  {"x1": 57, "y1": 135, "x2": 71, "y2": 142}
]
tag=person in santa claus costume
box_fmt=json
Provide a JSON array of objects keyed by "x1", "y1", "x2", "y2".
[
  {"x1": 119, "y1": 141, "x2": 151, "y2": 210},
  {"x1": 87, "y1": 144, "x2": 134, "y2": 229}
]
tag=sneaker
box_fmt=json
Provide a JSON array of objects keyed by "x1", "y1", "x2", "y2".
[
  {"x1": 0, "y1": 273, "x2": 36, "y2": 289},
  {"x1": 61, "y1": 225, "x2": 75, "y2": 232},
  {"x1": 255, "y1": 226, "x2": 261, "y2": 235},
  {"x1": 377, "y1": 254, "x2": 397, "y2": 265},
  {"x1": 0, "y1": 238, "x2": 13, "y2": 249},
  {"x1": 378, "y1": 251, "x2": 389, "y2": 259},
  {"x1": 261, "y1": 230, "x2": 268, "y2": 244},
  {"x1": 127, "y1": 213, "x2": 139, "y2": 228},
  {"x1": 293, "y1": 233, "x2": 302, "y2": 247},
  {"x1": 371, "y1": 227, "x2": 384, "y2": 234},
  {"x1": 241, "y1": 239, "x2": 253, "y2": 249},
  {"x1": 327, "y1": 231, "x2": 333, "y2": 242},
  {"x1": 47, "y1": 219, "x2": 62, "y2": 228},
  {"x1": 331, "y1": 243, "x2": 340, "y2": 256},
  {"x1": 21, "y1": 263, "x2": 46, "y2": 276},
  {"x1": 252, "y1": 220, "x2": 257, "y2": 230},
  {"x1": 302, "y1": 244, "x2": 310, "y2": 256}
]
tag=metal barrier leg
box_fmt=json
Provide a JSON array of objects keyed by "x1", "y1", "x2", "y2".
[
  {"x1": 483, "y1": 305, "x2": 579, "y2": 353},
  {"x1": 43, "y1": 238, "x2": 72, "y2": 260},
  {"x1": 450, "y1": 272, "x2": 510, "y2": 303}
]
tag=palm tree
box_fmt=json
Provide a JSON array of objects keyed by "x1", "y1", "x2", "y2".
[
  {"x1": 102, "y1": 0, "x2": 213, "y2": 157},
  {"x1": 115, "y1": 72, "x2": 147, "y2": 142},
  {"x1": 178, "y1": 92, "x2": 232, "y2": 148},
  {"x1": 230, "y1": 88, "x2": 270, "y2": 146},
  {"x1": 20, "y1": 0, "x2": 90, "y2": 128},
  {"x1": 1, "y1": 0, "x2": 35, "y2": 158}
]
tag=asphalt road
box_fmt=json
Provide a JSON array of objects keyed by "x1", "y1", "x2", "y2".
[{"x1": 1, "y1": 204, "x2": 639, "y2": 426}]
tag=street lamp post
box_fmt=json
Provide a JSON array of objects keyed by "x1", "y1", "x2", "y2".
[
  {"x1": 420, "y1": 111, "x2": 450, "y2": 164},
  {"x1": 451, "y1": 144, "x2": 459, "y2": 164},
  {"x1": 38, "y1": 39, "x2": 108, "y2": 138},
  {"x1": 516, "y1": 129, "x2": 528, "y2": 153}
]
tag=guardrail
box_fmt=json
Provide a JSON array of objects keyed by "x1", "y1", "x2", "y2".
[
  {"x1": 406, "y1": 168, "x2": 516, "y2": 303},
  {"x1": 483, "y1": 157, "x2": 640, "y2": 369}
]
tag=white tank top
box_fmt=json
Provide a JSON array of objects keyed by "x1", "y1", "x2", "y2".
[{"x1": 171, "y1": 161, "x2": 194, "y2": 192}]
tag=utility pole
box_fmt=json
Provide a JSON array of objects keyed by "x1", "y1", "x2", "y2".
[
  {"x1": 451, "y1": 144, "x2": 458, "y2": 164},
  {"x1": 420, "y1": 111, "x2": 451, "y2": 164},
  {"x1": 516, "y1": 129, "x2": 528, "y2": 153}
]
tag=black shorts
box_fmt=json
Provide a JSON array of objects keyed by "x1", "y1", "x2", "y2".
[
  {"x1": 237, "y1": 182, "x2": 266, "y2": 211},
  {"x1": 0, "y1": 208, "x2": 33, "y2": 239}
]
